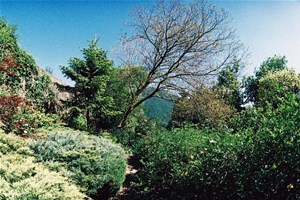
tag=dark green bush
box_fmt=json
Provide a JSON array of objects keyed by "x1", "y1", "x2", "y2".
[
  {"x1": 29, "y1": 128, "x2": 127, "y2": 199},
  {"x1": 110, "y1": 108, "x2": 162, "y2": 149},
  {"x1": 135, "y1": 93, "x2": 300, "y2": 199},
  {"x1": 135, "y1": 128, "x2": 244, "y2": 199},
  {"x1": 231, "y1": 93, "x2": 300, "y2": 199}
]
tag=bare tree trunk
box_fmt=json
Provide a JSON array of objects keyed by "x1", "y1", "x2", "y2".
[
  {"x1": 118, "y1": 82, "x2": 162, "y2": 128},
  {"x1": 118, "y1": 106, "x2": 133, "y2": 128},
  {"x1": 86, "y1": 108, "x2": 92, "y2": 131}
]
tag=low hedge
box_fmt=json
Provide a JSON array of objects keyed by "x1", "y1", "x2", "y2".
[
  {"x1": 29, "y1": 129, "x2": 127, "y2": 199},
  {"x1": 0, "y1": 132, "x2": 31, "y2": 156}
]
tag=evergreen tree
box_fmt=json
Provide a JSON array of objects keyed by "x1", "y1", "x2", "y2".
[
  {"x1": 60, "y1": 39, "x2": 118, "y2": 131},
  {"x1": 216, "y1": 60, "x2": 243, "y2": 110}
]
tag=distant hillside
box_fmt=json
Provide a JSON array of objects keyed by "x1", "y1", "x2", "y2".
[{"x1": 143, "y1": 96, "x2": 174, "y2": 126}]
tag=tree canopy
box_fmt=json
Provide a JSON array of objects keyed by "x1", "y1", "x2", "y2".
[
  {"x1": 60, "y1": 39, "x2": 120, "y2": 131},
  {"x1": 117, "y1": 0, "x2": 244, "y2": 127},
  {"x1": 243, "y1": 55, "x2": 288, "y2": 104}
]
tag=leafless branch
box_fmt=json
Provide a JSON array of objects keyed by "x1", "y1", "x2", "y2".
[{"x1": 117, "y1": 0, "x2": 245, "y2": 127}]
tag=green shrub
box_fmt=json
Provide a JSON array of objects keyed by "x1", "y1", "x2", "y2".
[
  {"x1": 257, "y1": 68, "x2": 300, "y2": 108},
  {"x1": 29, "y1": 129, "x2": 127, "y2": 198},
  {"x1": 110, "y1": 108, "x2": 162, "y2": 149},
  {"x1": 23, "y1": 109, "x2": 61, "y2": 129},
  {"x1": 136, "y1": 95, "x2": 300, "y2": 199},
  {"x1": 230, "y1": 93, "x2": 299, "y2": 134},
  {"x1": 0, "y1": 132, "x2": 86, "y2": 199},
  {"x1": 0, "y1": 153, "x2": 87, "y2": 199},
  {"x1": 230, "y1": 93, "x2": 300, "y2": 199},
  {"x1": 0, "y1": 132, "x2": 31, "y2": 155},
  {"x1": 63, "y1": 107, "x2": 88, "y2": 131},
  {"x1": 135, "y1": 128, "x2": 243, "y2": 199}
]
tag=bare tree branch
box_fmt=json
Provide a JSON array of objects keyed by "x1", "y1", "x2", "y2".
[{"x1": 117, "y1": 0, "x2": 245, "y2": 127}]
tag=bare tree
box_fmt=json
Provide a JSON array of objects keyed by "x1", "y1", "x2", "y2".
[{"x1": 118, "y1": 0, "x2": 244, "y2": 127}]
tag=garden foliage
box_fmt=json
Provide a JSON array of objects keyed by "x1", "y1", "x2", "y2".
[
  {"x1": 135, "y1": 93, "x2": 300, "y2": 199},
  {"x1": 0, "y1": 95, "x2": 60, "y2": 134},
  {"x1": 1, "y1": 11, "x2": 300, "y2": 200},
  {"x1": 0, "y1": 132, "x2": 87, "y2": 199},
  {"x1": 0, "y1": 154, "x2": 87, "y2": 200},
  {"x1": 29, "y1": 129, "x2": 127, "y2": 198},
  {"x1": 0, "y1": 19, "x2": 55, "y2": 109}
]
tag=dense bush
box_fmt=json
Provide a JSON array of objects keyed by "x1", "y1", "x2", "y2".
[
  {"x1": 170, "y1": 87, "x2": 233, "y2": 129},
  {"x1": 0, "y1": 95, "x2": 61, "y2": 134},
  {"x1": 0, "y1": 154, "x2": 87, "y2": 199},
  {"x1": 29, "y1": 128, "x2": 127, "y2": 199},
  {"x1": 135, "y1": 128, "x2": 243, "y2": 199},
  {"x1": 0, "y1": 132, "x2": 86, "y2": 199},
  {"x1": 0, "y1": 132, "x2": 31, "y2": 155},
  {"x1": 0, "y1": 95, "x2": 31, "y2": 134},
  {"x1": 230, "y1": 93, "x2": 299, "y2": 133},
  {"x1": 233, "y1": 93, "x2": 299, "y2": 199},
  {"x1": 257, "y1": 68, "x2": 300, "y2": 108},
  {"x1": 135, "y1": 94, "x2": 300, "y2": 199},
  {"x1": 110, "y1": 108, "x2": 163, "y2": 150}
]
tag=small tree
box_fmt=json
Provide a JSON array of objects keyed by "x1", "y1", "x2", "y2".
[
  {"x1": 258, "y1": 68, "x2": 300, "y2": 108},
  {"x1": 170, "y1": 86, "x2": 233, "y2": 128},
  {"x1": 118, "y1": 0, "x2": 243, "y2": 127},
  {"x1": 215, "y1": 59, "x2": 243, "y2": 110},
  {"x1": 60, "y1": 39, "x2": 118, "y2": 131},
  {"x1": 243, "y1": 55, "x2": 287, "y2": 104}
]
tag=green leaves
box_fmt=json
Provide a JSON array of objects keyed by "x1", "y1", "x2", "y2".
[
  {"x1": 134, "y1": 93, "x2": 300, "y2": 199},
  {"x1": 216, "y1": 59, "x2": 243, "y2": 110},
  {"x1": 29, "y1": 129, "x2": 126, "y2": 198},
  {"x1": 60, "y1": 39, "x2": 123, "y2": 131},
  {"x1": 258, "y1": 68, "x2": 300, "y2": 108},
  {"x1": 0, "y1": 19, "x2": 39, "y2": 95},
  {"x1": 243, "y1": 55, "x2": 288, "y2": 105},
  {"x1": 0, "y1": 19, "x2": 55, "y2": 113},
  {"x1": 0, "y1": 132, "x2": 86, "y2": 199}
]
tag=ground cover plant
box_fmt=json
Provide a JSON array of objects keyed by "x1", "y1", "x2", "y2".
[
  {"x1": 29, "y1": 128, "x2": 127, "y2": 199},
  {"x1": 0, "y1": 131, "x2": 87, "y2": 199}
]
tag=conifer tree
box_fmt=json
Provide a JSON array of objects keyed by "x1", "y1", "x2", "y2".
[{"x1": 60, "y1": 39, "x2": 118, "y2": 131}]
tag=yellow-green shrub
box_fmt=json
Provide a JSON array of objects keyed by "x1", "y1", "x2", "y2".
[
  {"x1": 0, "y1": 132, "x2": 31, "y2": 155},
  {"x1": 258, "y1": 68, "x2": 300, "y2": 108},
  {"x1": 170, "y1": 87, "x2": 233, "y2": 128},
  {"x1": 0, "y1": 154, "x2": 87, "y2": 199}
]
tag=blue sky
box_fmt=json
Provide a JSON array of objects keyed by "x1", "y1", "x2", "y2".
[{"x1": 1, "y1": 0, "x2": 300, "y2": 84}]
